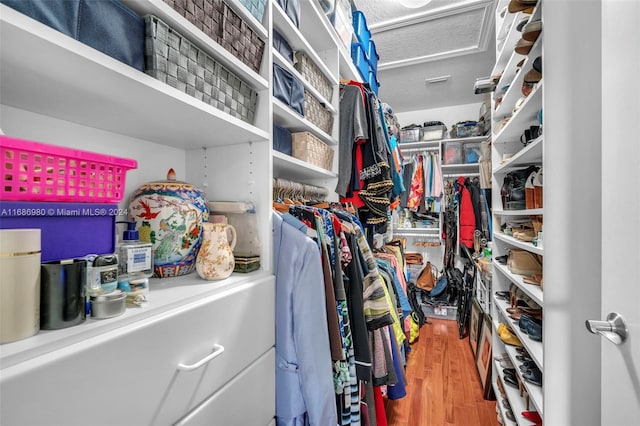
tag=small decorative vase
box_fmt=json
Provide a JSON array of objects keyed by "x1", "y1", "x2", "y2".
[
  {"x1": 196, "y1": 223, "x2": 237, "y2": 281},
  {"x1": 128, "y1": 169, "x2": 209, "y2": 278}
]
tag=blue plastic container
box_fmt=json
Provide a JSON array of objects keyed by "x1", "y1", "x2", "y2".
[
  {"x1": 368, "y1": 69, "x2": 380, "y2": 95},
  {"x1": 0, "y1": 201, "x2": 117, "y2": 261},
  {"x1": 352, "y1": 10, "x2": 371, "y2": 49},
  {"x1": 351, "y1": 42, "x2": 369, "y2": 82},
  {"x1": 367, "y1": 40, "x2": 380, "y2": 74}
]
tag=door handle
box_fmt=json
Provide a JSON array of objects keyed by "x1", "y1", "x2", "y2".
[
  {"x1": 585, "y1": 312, "x2": 628, "y2": 345},
  {"x1": 177, "y1": 344, "x2": 225, "y2": 371}
]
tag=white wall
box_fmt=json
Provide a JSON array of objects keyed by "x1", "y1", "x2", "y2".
[{"x1": 396, "y1": 101, "x2": 485, "y2": 131}]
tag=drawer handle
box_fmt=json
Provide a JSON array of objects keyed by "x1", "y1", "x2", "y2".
[{"x1": 177, "y1": 344, "x2": 225, "y2": 371}]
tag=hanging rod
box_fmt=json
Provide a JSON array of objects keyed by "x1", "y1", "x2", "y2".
[
  {"x1": 401, "y1": 147, "x2": 440, "y2": 154},
  {"x1": 443, "y1": 172, "x2": 480, "y2": 178}
]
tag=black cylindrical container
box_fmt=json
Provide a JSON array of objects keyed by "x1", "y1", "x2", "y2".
[{"x1": 40, "y1": 259, "x2": 87, "y2": 330}]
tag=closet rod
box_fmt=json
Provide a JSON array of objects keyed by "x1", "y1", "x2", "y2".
[
  {"x1": 401, "y1": 147, "x2": 440, "y2": 154},
  {"x1": 443, "y1": 172, "x2": 480, "y2": 178}
]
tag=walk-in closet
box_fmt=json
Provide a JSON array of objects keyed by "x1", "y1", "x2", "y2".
[{"x1": 1, "y1": 0, "x2": 638, "y2": 425}]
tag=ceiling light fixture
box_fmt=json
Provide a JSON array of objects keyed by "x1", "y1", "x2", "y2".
[
  {"x1": 425, "y1": 75, "x2": 451, "y2": 84},
  {"x1": 398, "y1": 0, "x2": 433, "y2": 8}
]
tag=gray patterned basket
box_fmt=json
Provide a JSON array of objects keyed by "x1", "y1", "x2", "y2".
[
  {"x1": 304, "y1": 91, "x2": 333, "y2": 134},
  {"x1": 162, "y1": 0, "x2": 265, "y2": 74},
  {"x1": 144, "y1": 15, "x2": 258, "y2": 124},
  {"x1": 294, "y1": 51, "x2": 333, "y2": 102}
]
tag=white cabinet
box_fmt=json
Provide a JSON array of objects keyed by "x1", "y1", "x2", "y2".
[
  {"x1": 0, "y1": 1, "x2": 275, "y2": 424},
  {"x1": 489, "y1": 1, "x2": 544, "y2": 424}
]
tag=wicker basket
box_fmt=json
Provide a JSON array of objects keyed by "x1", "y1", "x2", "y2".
[
  {"x1": 294, "y1": 51, "x2": 333, "y2": 102},
  {"x1": 291, "y1": 132, "x2": 334, "y2": 171},
  {"x1": 144, "y1": 15, "x2": 258, "y2": 124},
  {"x1": 238, "y1": 0, "x2": 267, "y2": 22},
  {"x1": 304, "y1": 91, "x2": 334, "y2": 134},
  {"x1": 162, "y1": 0, "x2": 265, "y2": 73}
]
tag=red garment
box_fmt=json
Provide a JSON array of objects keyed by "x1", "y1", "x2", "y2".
[
  {"x1": 340, "y1": 142, "x2": 366, "y2": 208},
  {"x1": 458, "y1": 176, "x2": 476, "y2": 249},
  {"x1": 373, "y1": 386, "x2": 388, "y2": 426}
]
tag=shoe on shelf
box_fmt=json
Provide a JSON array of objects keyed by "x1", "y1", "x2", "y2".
[
  {"x1": 519, "y1": 360, "x2": 538, "y2": 371},
  {"x1": 522, "y1": 273, "x2": 543, "y2": 286},
  {"x1": 508, "y1": 249, "x2": 543, "y2": 276},
  {"x1": 524, "y1": 56, "x2": 543, "y2": 83},
  {"x1": 495, "y1": 290, "x2": 510, "y2": 301},
  {"x1": 519, "y1": 314, "x2": 543, "y2": 333},
  {"x1": 499, "y1": 323, "x2": 523, "y2": 347},
  {"x1": 526, "y1": 320, "x2": 543, "y2": 341},
  {"x1": 522, "y1": 20, "x2": 542, "y2": 42},
  {"x1": 503, "y1": 371, "x2": 520, "y2": 388},
  {"x1": 522, "y1": 411, "x2": 543, "y2": 423},
  {"x1": 515, "y1": 38, "x2": 534, "y2": 55},
  {"x1": 508, "y1": 0, "x2": 536, "y2": 14},
  {"x1": 533, "y1": 167, "x2": 543, "y2": 209},
  {"x1": 523, "y1": 367, "x2": 543, "y2": 386}
]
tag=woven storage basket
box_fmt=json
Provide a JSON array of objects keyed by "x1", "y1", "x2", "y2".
[
  {"x1": 294, "y1": 52, "x2": 333, "y2": 102},
  {"x1": 144, "y1": 15, "x2": 258, "y2": 124},
  {"x1": 162, "y1": 0, "x2": 265, "y2": 73},
  {"x1": 291, "y1": 132, "x2": 334, "y2": 171},
  {"x1": 238, "y1": 0, "x2": 267, "y2": 22},
  {"x1": 304, "y1": 91, "x2": 334, "y2": 134}
]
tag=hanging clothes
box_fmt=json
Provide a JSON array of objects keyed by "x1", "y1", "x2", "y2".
[{"x1": 273, "y1": 213, "x2": 337, "y2": 426}]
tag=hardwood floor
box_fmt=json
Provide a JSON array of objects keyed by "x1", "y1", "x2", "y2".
[{"x1": 384, "y1": 318, "x2": 499, "y2": 426}]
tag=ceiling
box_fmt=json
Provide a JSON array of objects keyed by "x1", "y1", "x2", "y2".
[{"x1": 352, "y1": 0, "x2": 497, "y2": 113}]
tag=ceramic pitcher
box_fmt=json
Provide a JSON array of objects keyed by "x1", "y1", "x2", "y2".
[{"x1": 196, "y1": 223, "x2": 237, "y2": 281}]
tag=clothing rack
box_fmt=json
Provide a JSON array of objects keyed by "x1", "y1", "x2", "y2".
[{"x1": 272, "y1": 177, "x2": 328, "y2": 202}]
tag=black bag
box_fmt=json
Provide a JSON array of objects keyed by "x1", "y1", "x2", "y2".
[{"x1": 501, "y1": 165, "x2": 539, "y2": 210}]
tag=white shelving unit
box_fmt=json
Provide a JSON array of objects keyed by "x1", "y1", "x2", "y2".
[
  {"x1": 0, "y1": 0, "x2": 303, "y2": 424},
  {"x1": 270, "y1": 0, "x2": 356, "y2": 198},
  {"x1": 490, "y1": 0, "x2": 544, "y2": 422}
]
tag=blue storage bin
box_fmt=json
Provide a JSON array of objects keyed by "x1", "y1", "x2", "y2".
[
  {"x1": 368, "y1": 69, "x2": 380, "y2": 95},
  {"x1": 352, "y1": 10, "x2": 371, "y2": 48},
  {"x1": 275, "y1": 0, "x2": 300, "y2": 27},
  {"x1": 351, "y1": 42, "x2": 369, "y2": 82},
  {"x1": 367, "y1": 40, "x2": 379, "y2": 74},
  {"x1": 273, "y1": 125, "x2": 292, "y2": 155},
  {"x1": 273, "y1": 29, "x2": 294, "y2": 64},
  {"x1": 1, "y1": 0, "x2": 145, "y2": 71},
  {"x1": 273, "y1": 63, "x2": 305, "y2": 115}
]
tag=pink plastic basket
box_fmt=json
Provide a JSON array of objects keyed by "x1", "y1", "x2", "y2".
[{"x1": 1, "y1": 136, "x2": 137, "y2": 203}]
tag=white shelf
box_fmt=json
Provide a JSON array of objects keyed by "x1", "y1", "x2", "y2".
[
  {"x1": 0, "y1": 270, "x2": 273, "y2": 369},
  {"x1": 494, "y1": 297, "x2": 543, "y2": 370},
  {"x1": 272, "y1": 2, "x2": 337, "y2": 84},
  {"x1": 492, "y1": 83, "x2": 543, "y2": 144},
  {"x1": 494, "y1": 136, "x2": 543, "y2": 174},
  {"x1": 272, "y1": 99, "x2": 337, "y2": 146},
  {"x1": 392, "y1": 227, "x2": 440, "y2": 237},
  {"x1": 272, "y1": 150, "x2": 337, "y2": 181},
  {"x1": 494, "y1": 233, "x2": 544, "y2": 256},
  {"x1": 121, "y1": 0, "x2": 268, "y2": 89},
  {"x1": 492, "y1": 350, "x2": 538, "y2": 426},
  {"x1": 492, "y1": 11, "x2": 525, "y2": 77},
  {"x1": 0, "y1": 6, "x2": 269, "y2": 149},
  {"x1": 503, "y1": 342, "x2": 544, "y2": 416},
  {"x1": 441, "y1": 163, "x2": 480, "y2": 176},
  {"x1": 494, "y1": 208, "x2": 544, "y2": 216},
  {"x1": 494, "y1": 37, "x2": 543, "y2": 119},
  {"x1": 493, "y1": 261, "x2": 543, "y2": 306},
  {"x1": 272, "y1": 51, "x2": 336, "y2": 114},
  {"x1": 492, "y1": 380, "x2": 518, "y2": 426}
]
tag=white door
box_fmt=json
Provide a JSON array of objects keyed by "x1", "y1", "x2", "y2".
[{"x1": 599, "y1": 0, "x2": 640, "y2": 424}]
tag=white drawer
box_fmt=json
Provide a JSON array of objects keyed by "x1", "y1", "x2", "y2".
[
  {"x1": 175, "y1": 348, "x2": 275, "y2": 426},
  {"x1": 0, "y1": 276, "x2": 275, "y2": 426}
]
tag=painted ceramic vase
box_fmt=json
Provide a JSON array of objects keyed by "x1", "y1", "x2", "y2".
[
  {"x1": 196, "y1": 223, "x2": 236, "y2": 281},
  {"x1": 128, "y1": 169, "x2": 209, "y2": 278}
]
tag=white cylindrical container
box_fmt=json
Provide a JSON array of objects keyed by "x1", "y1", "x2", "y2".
[{"x1": 0, "y1": 229, "x2": 41, "y2": 344}]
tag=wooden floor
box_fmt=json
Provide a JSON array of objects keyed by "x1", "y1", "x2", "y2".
[{"x1": 384, "y1": 318, "x2": 499, "y2": 426}]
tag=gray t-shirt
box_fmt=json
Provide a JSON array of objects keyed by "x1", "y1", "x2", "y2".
[{"x1": 336, "y1": 85, "x2": 368, "y2": 197}]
